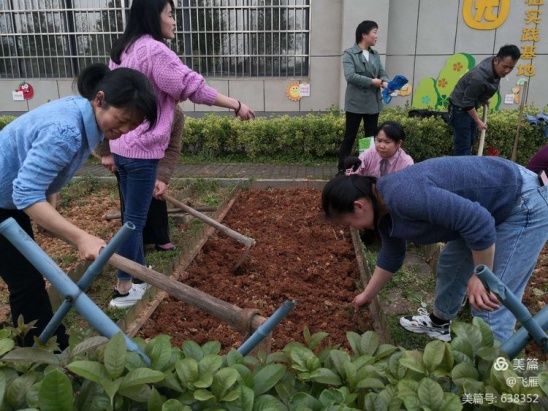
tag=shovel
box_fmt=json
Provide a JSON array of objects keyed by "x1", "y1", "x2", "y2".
[{"x1": 163, "y1": 193, "x2": 256, "y2": 271}]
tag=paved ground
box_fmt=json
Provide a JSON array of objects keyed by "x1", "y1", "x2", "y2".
[{"x1": 77, "y1": 161, "x2": 337, "y2": 181}]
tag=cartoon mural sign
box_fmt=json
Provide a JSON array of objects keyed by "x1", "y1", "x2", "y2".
[
  {"x1": 411, "y1": 53, "x2": 501, "y2": 111},
  {"x1": 412, "y1": 0, "x2": 544, "y2": 110}
]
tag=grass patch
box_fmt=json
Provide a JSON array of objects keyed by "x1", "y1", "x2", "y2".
[
  {"x1": 180, "y1": 153, "x2": 333, "y2": 166},
  {"x1": 358, "y1": 240, "x2": 443, "y2": 350},
  {"x1": 386, "y1": 316, "x2": 432, "y2": 350}
]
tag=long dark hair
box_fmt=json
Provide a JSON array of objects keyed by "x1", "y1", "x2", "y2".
[
  {"x1": 77, "y1": 63, "x2": 158, "y2": 128},
  {"x1": 110, "y1": 0, "x2": 175, "y2": 64},
  {"x1": 322, "y1": 174, "x2": 379, "y2": 222}
]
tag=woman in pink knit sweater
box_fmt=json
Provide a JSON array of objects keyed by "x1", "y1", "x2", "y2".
[{"x1": 102, "y1": 0, "x2": 255, "y2": 308}]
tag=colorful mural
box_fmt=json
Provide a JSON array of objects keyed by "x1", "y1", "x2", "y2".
[{"x1": 411, "y1": 53, "x2": 501, "y2": 111}]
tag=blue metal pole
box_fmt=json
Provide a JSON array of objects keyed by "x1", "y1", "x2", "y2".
[
  {"x1": 39, "y1": 222, "x2": 135, "y2": 343},
  {"x1": 474, "y1": 265, "x2": 547, "y2": 355},
  {"x1": 501, "y1": 306, "x2": 548, "y2": 359},
  {"x1": 0, "y1": 218, "x2": 150, "y2": 365},
  {"x1": 238, "y1": 300, "x2": 295, "y2": 356}
]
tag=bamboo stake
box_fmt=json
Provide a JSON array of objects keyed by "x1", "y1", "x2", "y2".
[{"x1": 511, "y1": 79, "x2": 529, "y2": 162}]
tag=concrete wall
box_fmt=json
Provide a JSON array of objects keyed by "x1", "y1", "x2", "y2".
[
  {"x1": 1, "y1": 0, "x2": 546, "y2": 115},
  {"x1": 384, "y1": 0, "x2": 547, "y2": 109}
]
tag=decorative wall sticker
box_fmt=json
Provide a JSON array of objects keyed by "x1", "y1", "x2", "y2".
[
  {"x1": 16, "y1": 82, "x2": 34, "y2": 100},
  {"x1": 286, "y1": 81, "x2": 301, "y2": 101}
]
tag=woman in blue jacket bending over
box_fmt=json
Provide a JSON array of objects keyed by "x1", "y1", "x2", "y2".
[
  {"x1": 0, "y1": 63, "x2": 157, "y2": 348},
  {"x1": 322, "y1": 156, "x2": 548, "y2": 342}
]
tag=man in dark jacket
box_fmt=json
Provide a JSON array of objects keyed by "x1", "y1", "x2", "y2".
[{"x1": 448, "y1": 45, "x2": 520, "y2": 155}]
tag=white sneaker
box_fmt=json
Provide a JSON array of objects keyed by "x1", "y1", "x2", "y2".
[
  {"x1": 109, "y1": 283, "x2": 150, "y2": 308},
  {"x1": 399, "y1": 308, "x2": 451, "y2": 342}
]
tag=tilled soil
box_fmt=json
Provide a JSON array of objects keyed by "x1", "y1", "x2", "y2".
[{"x1": 140, "y1": 188, "x2": 371, "y2": 351}]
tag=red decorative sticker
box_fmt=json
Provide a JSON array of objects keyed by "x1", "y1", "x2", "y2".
[{"x1": 16, "y1": 82, "x2": 34, "y2": 100}]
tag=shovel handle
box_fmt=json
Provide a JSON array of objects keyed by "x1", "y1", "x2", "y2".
[
  {"x1": 477, "y1": 104, "x2": 488, "y2": 156},
  {"x1": 164, "y1": 193, "x2": 255, "y2": 247}
]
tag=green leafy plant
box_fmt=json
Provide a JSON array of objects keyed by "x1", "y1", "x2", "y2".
[{"x1": 0, "y1": 311, "x2": 545, "y2": 409}]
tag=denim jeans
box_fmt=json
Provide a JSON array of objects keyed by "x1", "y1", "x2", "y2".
[
  {"x1": 433, "y1": 166, "x2": 548, "y2": 342},
  {"x1": 450, "y1": 107, "x2": 477, "y2": 156},
  {"x1": 114, "y1": 154, "x2": 159, "y2": 281}
]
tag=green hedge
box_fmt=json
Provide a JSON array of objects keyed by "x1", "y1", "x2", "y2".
[
  {"x1": 0, "y1": 320, "x2": 545, "y2": 410},
  {"x1": 0, "y1": 115, "x2": 16, "y2": 131},
  {"x1": 1, "y1": 109, "x2": 545, "y2": 165},
  {"x1": 183, "y1": 108, "x2": 546, "y2": 165}
]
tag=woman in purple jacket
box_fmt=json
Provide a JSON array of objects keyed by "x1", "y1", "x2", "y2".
[{"x1": 322, "y1": 156, "x2": 548, "y2": 343}]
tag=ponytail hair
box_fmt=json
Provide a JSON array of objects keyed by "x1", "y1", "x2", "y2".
[
  {"x1": 322, "y1": 174, "x2": 379, "y2": 221},
  {"x1": 76, "y1": 63, "x2": 158, "y2": 128}
]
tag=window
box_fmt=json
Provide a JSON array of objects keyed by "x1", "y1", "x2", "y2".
[
  {"x1": 0, "y1": 0, "x2": 125, "y2": 78},
  {"x1": 0, "y1": 0, "x2": 309, "y2": 78},
  {"x1": 177, "y1": 0, "x2": 310, "y2": 77}
]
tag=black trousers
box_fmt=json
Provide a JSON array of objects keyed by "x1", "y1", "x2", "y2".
[
  {"x1": 142, "y1": 198, "x2": 171, "y2": 246},
  {"x1": 115, "y1": 172, "x2": 170, "y2": 246},
  {"x1": 0, "y1": 209, "x2": 69, "y2": 348},
  {"x1": 338, "y1": 111, "x2": 380, "y2": 171}
]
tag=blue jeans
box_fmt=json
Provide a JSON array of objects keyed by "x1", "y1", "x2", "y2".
[
  {"x1": 114, "y1": 154, "x2": 159, "y2": 281},
  {"x1": 450, "y1": 107, "x2": 477, "y2": 156},
  {"x1": 433, "y1": 166, "x2": 548, "y2": 342}
]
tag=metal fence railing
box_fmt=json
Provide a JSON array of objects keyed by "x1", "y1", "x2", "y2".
[{"x1": 0, "y1": 0, "x2": 310, "y2": 79}]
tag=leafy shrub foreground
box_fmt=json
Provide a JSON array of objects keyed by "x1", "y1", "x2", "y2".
[{"x1": 0, "y1": 319, "x2": 545, "y2": 410}]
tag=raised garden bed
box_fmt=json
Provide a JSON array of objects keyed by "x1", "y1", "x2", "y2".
[{"x1": 0, "y1": 177, "x2": 545, "y2": 361}]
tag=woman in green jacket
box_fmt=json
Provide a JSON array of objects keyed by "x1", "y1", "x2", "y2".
[{"x1": 338, "y1": 20, "x2": 389, "y2": 174}]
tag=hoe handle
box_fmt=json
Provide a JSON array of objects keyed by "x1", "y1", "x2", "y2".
[{"x1": 164, "y1": 193, "x2": 255, "y2": 247}]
